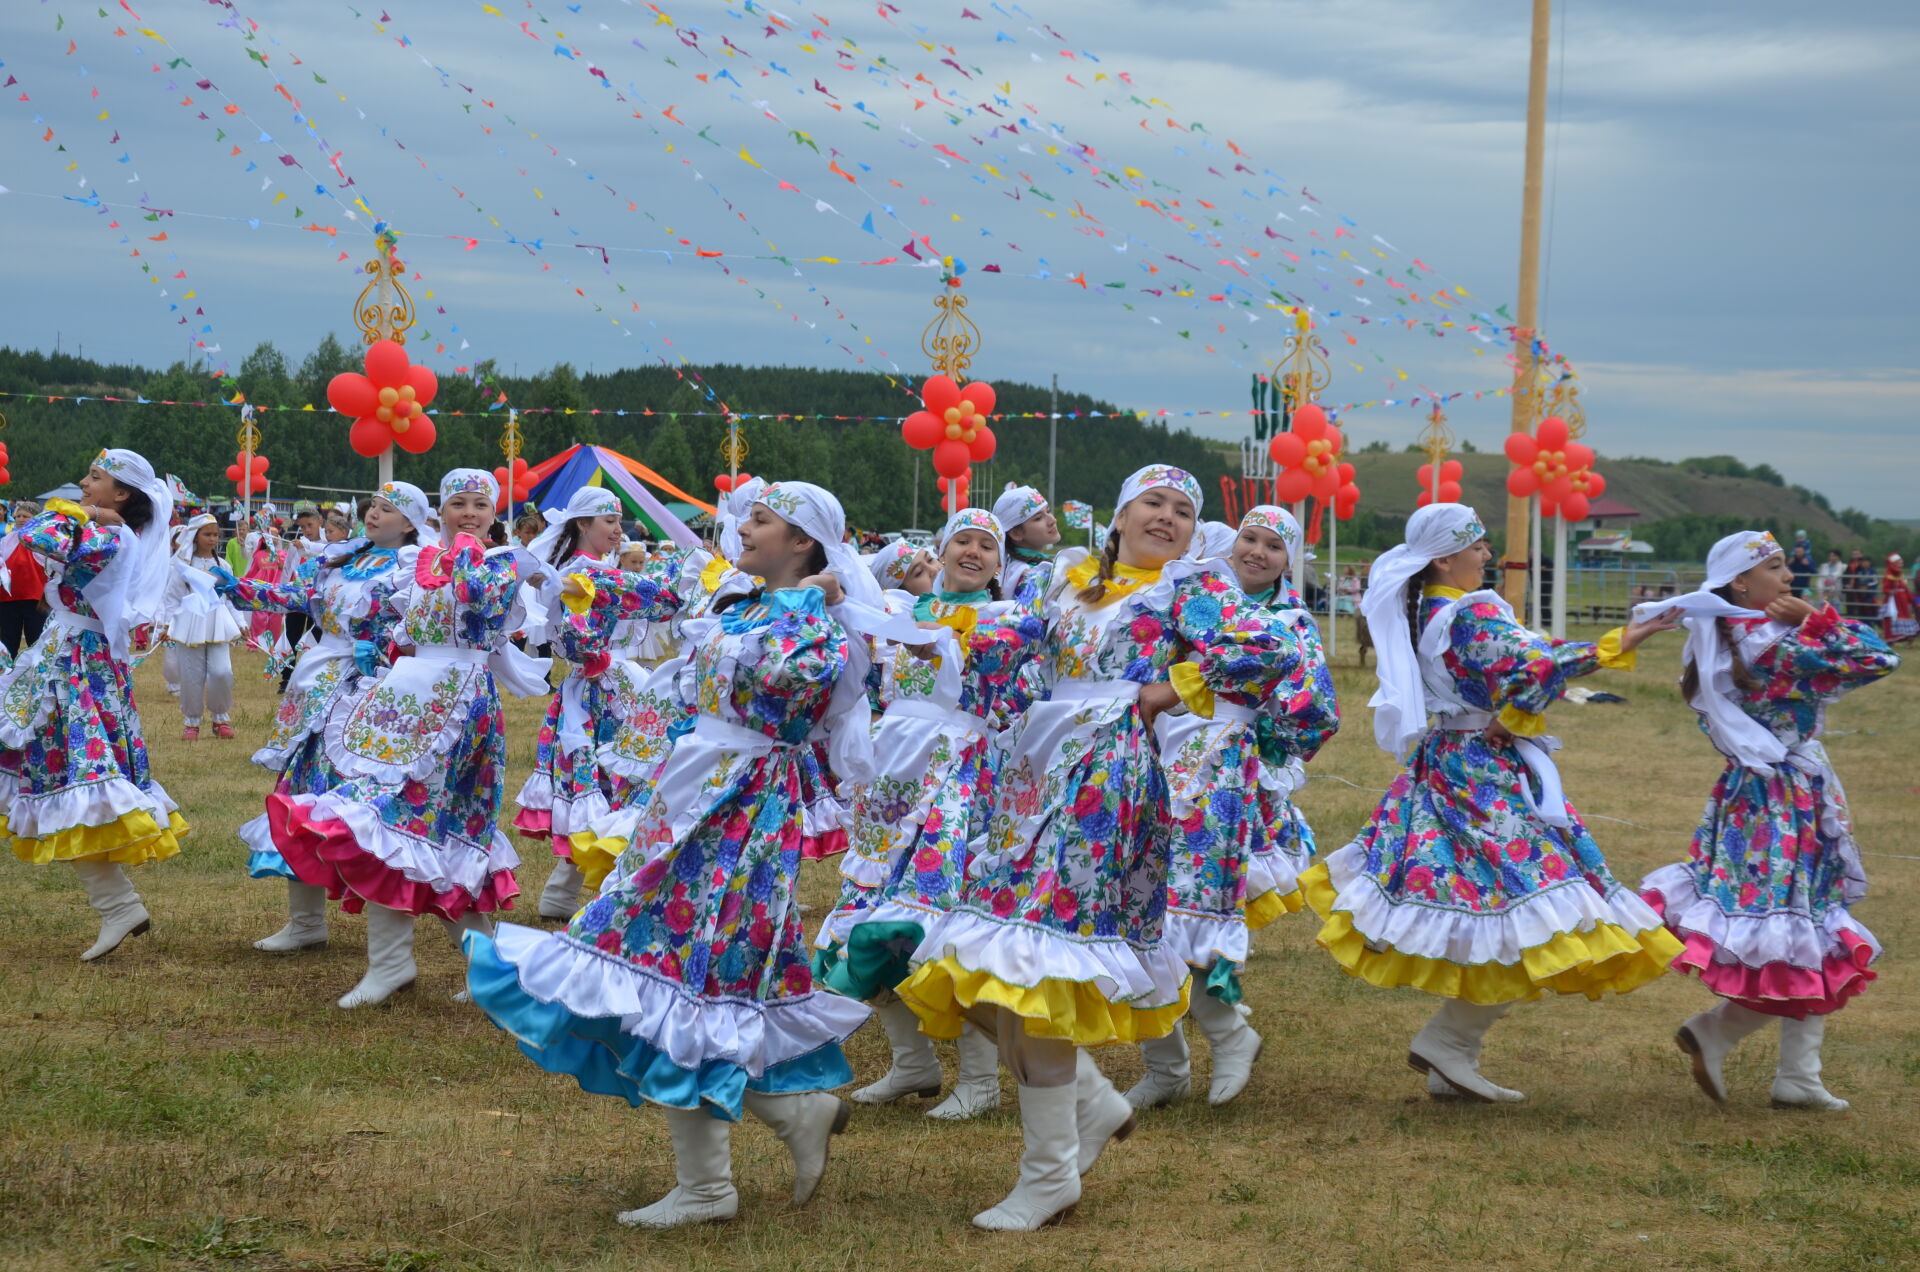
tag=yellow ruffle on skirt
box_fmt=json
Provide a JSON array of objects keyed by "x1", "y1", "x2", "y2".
[
  {"x1": 569, "y1": 829, "x2": 622, "y2": 891},
  {"x1": 6, "y1": 808, "x2": 189, "y2": 867},
  {"x1": 1244, "y1": 885, "x2": 1305, "y2": 931},
  {"x1": 1300, "y1": 862, "x2": 1684, "y2": 1005},
  {"x1": 898, "y1": 955, "x2": 1192, "y2": 1047}
]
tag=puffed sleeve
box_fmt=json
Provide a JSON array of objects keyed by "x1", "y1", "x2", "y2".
[
  {"x1": 449, "y1": 537, "x2": 518, "y2": 626},
  {"x1": 223, "y1": 571, "x2": 317, "y2": 616},
  {"x1": 17, "y1": 501, "x2": 112, "y2": 567},
  {"x1": 554, "y1": 564, "x2": 684, "y2": 664},
  {"x1": 1749, "y1": 605, "x2": 1900, "y2": 700},
  {"x1": 1261, "y1": 613, "x2": 1341, "y2": 761},
  {"x1": 754, "y1": 587, "x2": 849, "y2": 712},
  {"x1": 1167, "y1": 571, "x2": 1301, "y2": 716},
  {"x1": 1445, "y1": 600, "x2": 1593, "y2": 737},
  {"x1": 967, "y1": 607, "x2": 1047, "y2": 681}
]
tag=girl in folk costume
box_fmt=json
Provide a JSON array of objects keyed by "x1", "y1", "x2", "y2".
[
  {"x1": 161, "y1": 515, "x2": 245, "y2": 741},
  {"x1": 512, "y1": 487, "x2": 684, "y2": 920},
  {"x1": 1300, "y1": 503, "x2": 1681, "y2": 1103},
  {"x1": 816, "y1": 508, "x2": 1041, "y2": 1121},
  {"x1": 564, "y1": 502, "x2": 755, "y2": 895},
  {"x1": 994, "y1": 485, "x2": 1061, "y2": 604},
  {"x1": 241, "y1": 511, "x2": 293, "y2": 645},
  {"x1": 466, "y1": 481, "x2": 916, "y2": 1230},
  {"x1": 1878, "y1": 554, "x2": 1917, "y2": 643},
  {"x1": 1638, "y1": 532, "x2": 1899, "y2": 1111},
  {"x1": 217, "y1": 481, "x2": 429, "y2": 953},
  {"x1": 900, "y1": 466, "x2": 1300, "y2": 1231},
  {"x1": 1128, "y1": 506, "x2": 1340, "y2": 1110},
  {"x1": 0, "y1": 449, "x2": 185, "y2": 960},
  {"x1": 269, "y1": 470, "x2": 546, "y2": 1008}
]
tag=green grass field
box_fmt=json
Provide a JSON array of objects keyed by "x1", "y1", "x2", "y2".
[{"x1": 2, "y1": 625, "x2": 1914, "y2": 1272}]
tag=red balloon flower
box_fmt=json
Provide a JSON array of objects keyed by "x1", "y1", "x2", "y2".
[{"x1": 328, "y1": 339, "x2": 441, "y2": 458}]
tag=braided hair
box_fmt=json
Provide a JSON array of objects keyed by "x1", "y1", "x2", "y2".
[{"x1": 1074, "y1": 531, "x2": 1123, "y2": 605}]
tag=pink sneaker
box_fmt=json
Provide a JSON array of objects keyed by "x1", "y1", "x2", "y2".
[
  {"x1": 213, "y1": 723, "x2": 236, "y2": 740},
  {"x1": 181, "y1": 726, "x2": 201, "y2": 741}
]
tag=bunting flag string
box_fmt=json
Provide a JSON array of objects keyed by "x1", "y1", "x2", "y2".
[{"x1": 4, "y1": 42, "x2": 229, "y2": 368}]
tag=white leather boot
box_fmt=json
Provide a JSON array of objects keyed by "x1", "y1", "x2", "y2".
[
  {"x1": 254, "y1": 880, "x2": 330, "y2": 952},
  {"x1": 852, "y1": 1000, "x2": 944, "y2": 1104},
  {"x1": 1771, "y1": 1015, "x2": 1850, "y2": 1111},
  {"x1": 537, "y1": 857, "x2": 586, "y2": 920},
  {"x1": 1675, "y1": 999, "x2": 1771, "y2": 1103},
  {"x1": 1408, "y1": 999, "x2": 1524, "y2": 1103},
  {"x1": 72, "y1": 859, "x2": 151, "y2": 961},
  {"x1": 1124, "y1": 1025, "x2": 1192, "y2": 1109},
  {"x1": 1072, "y1": 1048, "x2": 1136, "y2": 1175},
  {"x1": 1189, "y1": 992, "x2": 1263, "y2": 1106},
  {"x1": 337, "y1": 905, "x2": 418, "y2": 1009},
  {"x1": 972, "y1": 1083, "x2": 1083, "y2": 1231},
  {"x1": 741, "y1": 1091, "x2": 852, "y2": 1204},
  {"x1": 616, "y1": 1107, "x2": 740, "y2": 1228},
  {"x1": 927, "y1": 1023, "x2": 1003, "y2": 1119}
]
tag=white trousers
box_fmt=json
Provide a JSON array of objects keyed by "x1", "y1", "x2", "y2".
[{"x1": 177, "y1": 642, "x2": 234, "y2": 725}]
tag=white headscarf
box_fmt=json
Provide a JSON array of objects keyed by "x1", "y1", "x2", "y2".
[
  {"x1": 716, "y1": 477, "x2": 766, "y2": 562},
  {"x1": 528, "y1": 486, "x2": 623, "y2": 566},
  {"x1": 757, "y1": 481, "x2": 925, "y2": 785},
  {"x1": 1115, "y1": 464, "x2": 1204, "y2": 517},
  {"x1": 992, "y1": 484, "x2": 1048, "y2": 534},
  {"x1": 437, "y1": 469, "x2": 500, "y2": 545},
  {"x1": 1241, "y1": 505, "x2": 1304, "y2": 567},
  {"x1": 171, "y1": 513, "x2": 218, "y2": 563},
  {"x1": 372, "y1": 480, "x2": 433, "y2": 539},
  {"x1": 933, "y1": 506, "x2": 1007, "y2": 590},
  {"x1": 862, "y1": 538, "x2": 921, "y2": 590},
  {"x1": 1363, "y1": 502, "x2": 1489, "y2": 756},
  {"x1": 88, "y1": 448, "x2": 175, "y2": 661},
  {"x1": 1633, "y1": 530, "x2": 1780, "y2": 771}
]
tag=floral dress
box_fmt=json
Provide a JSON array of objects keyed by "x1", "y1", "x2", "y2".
[
  {"x1": 899, "y1": 550, "x2": 1299, "y2": 1046},
  {"x1": 511, "y1": 556, "x2": 683, "y2": 860},
  {"x1": 1248, "y1": 586, "x2": 1341, "y2": 924},
  {"x1": 1640, "y1": 605, "x2": 1898, "y2": 1017},
  {"x1": 1154, "y1": 583, "x2": 1338, "y2": 1004},
  {"x1": 1301, "y1": 585, "x2": 1682, "y2": 1003},
  {"x1": 243, "y1": 536, "x2": 291, "y2": 644},
  {"x1": 220, "y1": 543, "x2": 415, "y2": 879},
  {"x1": 0, "y1": 503, "x2": 187, "y2": 865},
  {"x1": 466, "y1": 586, "x2": 871, "y2": 1121},
  {"x1": 268, "y1": 536, "x2": 532, "y2": 920},
  {"x1": 571, "y1": 549, "x2": 745, "y2": 890},
  {"x1": 813, "y1": 591, "x2": 1045, "y2": 1000},
  {"x1": 1000, "y1": 552, "x2": 1056, "y2": 726}
]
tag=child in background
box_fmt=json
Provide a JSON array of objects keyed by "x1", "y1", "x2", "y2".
[{"x1": 160, "y1": 515, "x2": 245, "y2": 740}]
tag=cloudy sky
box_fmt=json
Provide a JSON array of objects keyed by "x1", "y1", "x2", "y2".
[{"x1": 3, "y1": 0, "x2": 1915, "y2": 512}]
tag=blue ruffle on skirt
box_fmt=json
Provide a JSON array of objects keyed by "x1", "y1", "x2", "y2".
[{"x1": 464, "y1": 933, "x2": 853, "y2": 1122}]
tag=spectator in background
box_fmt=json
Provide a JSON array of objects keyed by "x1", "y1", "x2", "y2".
[
  {"x1": 1816, "y1": 549, "x2": 1846, "y2": 608},
  {"x1": 0, "y1": 500, "x2": 47, "y2": 656},
  {"x1": 1844, "y1": 548, "x2": 1876, "y2": 620},
  {"x1": 1880, "y1": 554, "x2": 1917, "y2": 644},
  {"x1": 513, "y1": 510, "x2": 545, "y2": 548},
  {"x1": 1788, "y1": 532, "x2": 1815, "y2": 596}
]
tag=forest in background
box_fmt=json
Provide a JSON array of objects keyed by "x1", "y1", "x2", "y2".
[{"x1": 2, "y1": 340, "x2": 1911, "y2": 561}]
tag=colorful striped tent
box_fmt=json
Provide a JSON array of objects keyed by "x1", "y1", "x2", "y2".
[{"x1": 507, "y1": 444, "x2": 717, "y2": 547}]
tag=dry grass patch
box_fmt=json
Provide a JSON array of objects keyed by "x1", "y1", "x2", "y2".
[{"x1": 3, "y1": 626, "x2": 1915, "y2": 1271}]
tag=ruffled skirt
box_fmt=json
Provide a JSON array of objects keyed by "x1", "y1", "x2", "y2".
[
  {"x1": 1300, "y1": 732, "x2": 1681, "y2": 1003},
  {"x1": 1640, "y1": 760, "x2": 1879, "y2": 1017}
]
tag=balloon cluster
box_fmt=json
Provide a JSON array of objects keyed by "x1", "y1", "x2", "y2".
[
  {"x1": 713, "y1": 471, "x2": 756, "y2": 493},
  {"x1": 1504, "y1": 416, "x2": 1605, "y2": 522},
  {"x1": 1415, "y1": 458, "x2": 1464, "y2": 508},
  {"x1": 493, "y1": 457, "x2": 533, "y2": 508},
  {"x1": 0, "y1": 439, "x2": 11, "y2": 486},
  {"x1": 327, "y1": 340, "x2": 441, "y2": 459},
  {"x1": 1266, "y1": 403, "x2": 1360, "y2": 541},
  {"x1": 901, "y1": 375, "x2": 997, "y2": 512},
  {"x1": 226, "y1": 450, "x2": 270, "y2": 499}
]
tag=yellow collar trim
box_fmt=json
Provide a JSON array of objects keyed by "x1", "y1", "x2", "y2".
[
  {"x1": 1064, "y1": 557, "x2": 1163, "y2": 594},
  {"x1": 1422, "y1": 584, "x2": 1468, "y2": 600}
]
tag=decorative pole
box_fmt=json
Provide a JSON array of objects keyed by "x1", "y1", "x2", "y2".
[
  {"x1": 1276, "y1": 309, "x2": 1330, "y2": 599},
  {"x1": 1420, "y1": 401, "x2": 1453, "y2": 506},
  {"x1": 922, "y1": 259, "x2": 982, "y2": 510},
  {"x1": 351, "y1": 224, "x2": 416, "y2": 487},
  {"x1": 501, "y1": 408, "x2": 524, "y2": 518},
  {"x1": 237, "y1": 405, "x2": 262, "y2": 529},
  {"x1": 1546, "y1": 375, "x2": 1583, "y2": 638},
  {"x1": 1502, "y1": 0, "x2": 1553, "y2": 611}
]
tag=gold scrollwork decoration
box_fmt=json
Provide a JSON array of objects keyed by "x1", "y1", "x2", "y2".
[{"x1": 922, "y1": 289, "x2": 981, "y2": 379}]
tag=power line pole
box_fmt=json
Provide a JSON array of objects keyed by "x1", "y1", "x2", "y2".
[{"x1": 1502, "y1": 0, "x2": 1552, "y2": 611}]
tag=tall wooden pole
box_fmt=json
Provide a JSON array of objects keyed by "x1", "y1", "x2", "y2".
[{"x1": 1501, "y1": 0, "x2": 1553, "y2": 610}]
